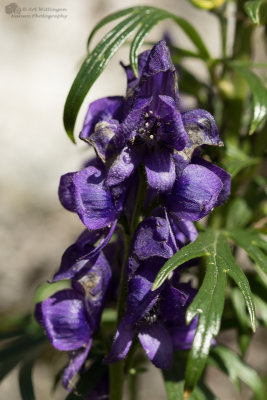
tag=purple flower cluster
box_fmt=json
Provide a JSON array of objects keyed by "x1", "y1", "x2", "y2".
[{"x1": 35, "y1": 40, "x2": 230, "y2": 391}]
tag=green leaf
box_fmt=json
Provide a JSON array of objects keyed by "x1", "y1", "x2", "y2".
[
  {"x1": 64, "y1": 6, "x2": 210, "y2": 141},
  {"x1": 19, "y1": 360, "x2": 36, "y2": 400},
  {"x1": 227, "y1": 229, "x2": 267, "y2": 275},
  {"x1": 231, "y1": 287, "x2": 252, "y2": 329},
  {"x1": 210, "y1": 346, "x2": 265, "y2": 400},
  {"x1": 152, "y1": 230, "x2": 211, "y2": 291},
  {"x1": 223, "y1": 140, "x2": 260, "y2": 177},
  {"x1": 87, "y1": 7, "x2": 140, "y2": 49},
  {"x1": 63, "y1": 12, "x2": 144, "y2": 142},
  {"x1": 163, "y1": 356, "x2": 184, "y2": 400},
  {"x1": 244, "y1": 1, "x2": 267, "y2": 25},
  {"x1": 189, "y1": 383, "x2": 219, "y2": 400},
  {"x1": 154, "y1": 230, "x2": 256, "y2": 392},
  {"x1": 254, "y1": 294, "x2": 267, "y2": 328},
  {"x1": 33, "y1": 280, "x2": 71, "y2": 305},
  {"x1": 229, "y1": 65, "x2": 267, "y2": 134},
  {"x1": 226, "y1": 198, "x2": 253, "y2": 229}
]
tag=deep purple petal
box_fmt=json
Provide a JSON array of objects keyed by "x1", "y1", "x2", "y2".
[
  {"x1": 167, "y1": 164, "x2": 223, "y2": 220},
  {"x1": 38, "y1": 289, "x2": 91, "y2": 351},
  {"x1": 145, "y1": 148, "x2": 176, "y2": 193},
  {"x1": 131, "y1": 217, "x2": 174, "y2": 261},
  {"x1": 171, "y1": 218, "x2": 198, "y2": 245},
  {"x1": 193, "y1": 158, "x2": 231, "y2": 207},
  {"x1": 121, "y1": 50, "x2": 150, "y2": 99},
  {"x1": 138, "y1": 41, "x2": 179, "y2": 107},
  {"x1": 62, "y1": 340, "x2": 92, "y2": 391},
  {"x1": 138, "y1": 323, "x2": 173, "y2": 369},
  {"x1": 73, "y1": 165, "x2": 118, "y2": 230},
  {"x1": 169, "y1": 317, "x2": 198, "y2": 350},
  {"x1": 106, "y1": 146, "x2": 142, "y2": 187},
  {"x1": 58, "y1": 172, "x2": 76, "y2": 212},
  {"x1": 157, "y1": 95, "x2": 188, "y2": 151},
  {"x1": 80, "y1": 96, "x2": 124, "y2": 140},
  {"x1": 105, "y1": 318, "x2": 135, "y2": 363}
]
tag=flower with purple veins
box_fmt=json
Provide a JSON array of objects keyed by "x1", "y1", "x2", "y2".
[
  {"x1": 35, "y1": 254, "x2": 111, "y2": 390},
  {"x1": 106, "y1": 216, "x2": 198, "y2": 369}
]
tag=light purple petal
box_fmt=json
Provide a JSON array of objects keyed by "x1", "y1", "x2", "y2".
[
  {"x1": 193, "y1": 158, "x2": 231, "y2": 207},
  {"x1": 105, "y1": 318, "x2": 135, "y2": 363},
  {"x1": 173, "y1": 218, "x2": 198, "y2": 243},
  {"x1": 106, "y1": 146, "x2": 142, "y2": 187},
  {"x1": 145, "y1": 148, "x2": 176, "y2": 193},
  {"x1": 138, "y1": 323, "x2": 173, "y2": 369},
  {"x1": 182, "y1": 109, "x2": 223, "y2": 150},
  {"x1": 167, "y1": 164, "x2": 223, "y2": 220},
  {"x1": 62, "y1": 340, "x2": 92, "y2": 391},
  {"x1": 157, "y1": 95, "x2": 188, "y2": 151},
  {"x1": 39, "y1": 289, "x2": 91, "y2": 351},
  {"x1": 73, "y1": 165, "x2": 118, "y2": 230},
  {"x1": 80, "y1": 96, "x2": 124, "y2": 140}
]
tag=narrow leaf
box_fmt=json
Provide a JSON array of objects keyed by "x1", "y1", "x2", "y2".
[
  {"x1": 227, "y1": 229, "x2": 267, "y2": 275},
  {"x1": 87, "y1": 6, "x2": 141, "y2": 49},
  {"x1": 63, "y1": 13, "x2": 144, "y2": 141},
  {"x1": 244, "y1": 1, "x2": 267, "y2": 25},
  {"x1": 230, "y1": 65, "x2": 267, "y2": 134},
  {"x1": 210, "y1": 346, "x2": 265, "y2": 400},
  {"x1": 226, "y1": 198, "x2": 252, "y2": 229},
  {"x1": 223, "y1": 140, "x2": 260, "y2": 177},
  {"x1": 19, "y1": 360, "x2": 36, "y2": 400}
]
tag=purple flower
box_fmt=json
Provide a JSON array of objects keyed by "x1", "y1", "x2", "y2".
[
  {"x1": 106, "y1": 216, "x2": 198, "y2": 369},
  {"x1": 80, "y1": 41, "x2": 224, "y2": 195},
  {"x1": 35, "y1": 255, "x2": 111, "y2": 390}
]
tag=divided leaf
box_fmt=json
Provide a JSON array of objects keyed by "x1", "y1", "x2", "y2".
[{"x1": 153, "y1": 229, "x2": 256, "y2": 392}]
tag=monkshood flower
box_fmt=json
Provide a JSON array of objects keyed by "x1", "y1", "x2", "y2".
[
  {"x1": 106, "y1": 216, "x2": 198, "y2": 369},
  {"x1": 80, "y1": 40, "x2": 224, "y2": 195},
  {"x1": 35, "y1": 254, "x2": 111, "y2": 391}
]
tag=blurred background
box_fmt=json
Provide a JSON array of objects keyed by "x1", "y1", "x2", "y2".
[{"x1": 1, "y1": 0, "x2": 266, "y2": 398}]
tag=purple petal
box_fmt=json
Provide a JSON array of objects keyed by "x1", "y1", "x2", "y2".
[
  {"x1": 138, "y1": 323, "x2": 173, "y2": 369},
  {"x1": 172, "y1": 218, "x2": 198, "y2": 244},
  {"x1": 62, "y1": 340, "x2": 92, "y2": 391},
  {"x1": 86, "y1": 119, "x2": 119, "y2": 163},
  {"x1": 145, "y1": 148, "x2": 176, "y2": 193},
  {"x1": 73, "y1": 165, "x2": 118, "y2": 230},
  {"x1": 193, "y1": 158, "x2": 231, "y2": 207},
  {"x1": 38, "y1": 289, "x2": 91, "y2": 351},
  {"x1": 131, "y1": 217, "x2": 174, "y2": 261},
  {"x1": 167, "y1": 164, "x2": 223, "y2": 220},
  {"x1": 157, "y1": 95, "x2": 188, "y2": 151},
  {"x1": 169, "y1": 317, "x2": 198, "y2": 350},
  {"x1": 181, "y1": 109, "x2": 223, "y2": 153},
  {"x1": 121, "y1": 50, "x2": 150, "y2": 98},
  {"x1": 105, "y1": 318, "x2": 135, "y2": 363},
  {"x1": 58, "y1": 172, "x2": 76, "y2": 212},
  {"x1": 138, "y1": 41, "x2": 179, "y2": 107},
  {"x1": 80, "y1": 96, "x2": 124, "y2": 140},
  {"x1": 106, "y1": 146, "x2": 142, "y2": 187}
]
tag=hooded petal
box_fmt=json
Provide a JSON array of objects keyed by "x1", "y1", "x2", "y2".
[
  {"x1": 137, "y1": 40, "x2": 179, "y2": 107},
  {"x1": 157, "y1": 95, "x2": 188, "y2": 151},
  {"x1": 121, "y1": 50, "x2": 150, "y2": 99},
  {"x1": 167, "y1": 164, "x2": 223, "y2": 220},
  {"x1": 106, "y1": 146, "x2": 142, "y2": 187},
  {"x1": 193, "y1": 158, "x2": 231, "y2": 207},
  {"x1": 37, "y1": 289, "x2": 91, "y2": 351},
  {"x1": 86, "y1": 119, "x2": 119, "y2": 163},
  {"x1": 145, "y1": 148, "x2": 176, "y2": 193},
  {"x1": 62, "y1": 340, "x2": 92, "y2": 391},
  {"x1": 105, "y1": 318, "x2": 135, "y2": 363},
  {"x1": 138, "y1": 322, "x2": 173, "y2": 369},
  {"x1": 80, "y1": 96, "x2": 124, "y2": 141},
  {"x1": 73, "y1": 165, "x2": 118, "y2": 230}
]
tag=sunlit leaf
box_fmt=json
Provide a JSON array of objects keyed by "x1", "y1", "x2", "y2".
[{"x1": 244, "y1": 1, "x2": 267, "y2": 25}]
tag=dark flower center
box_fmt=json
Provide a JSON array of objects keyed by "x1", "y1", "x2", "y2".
[
  {"x1": 135, "y1": 110, "x2": 162, "y2": 146},
  {"x1": 141, "y1": 299, "x2": 161, "y2": 325}
]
